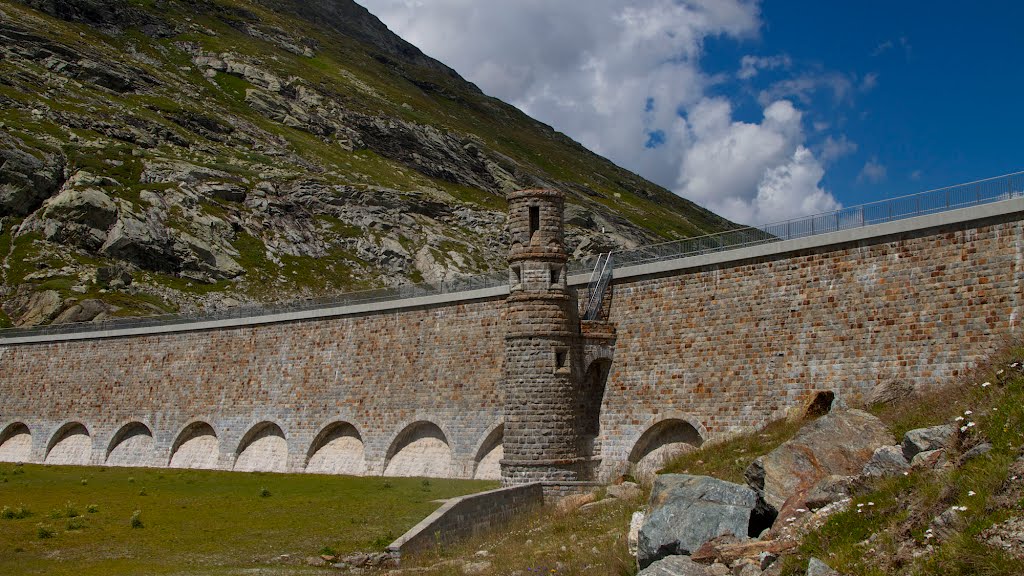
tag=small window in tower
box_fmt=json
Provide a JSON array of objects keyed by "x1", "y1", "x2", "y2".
[
  {"x1": 510, "y1": 264, "x2": 522, "y2": 288},
  {"x1": 529, "y1": 206, "x2": 540, "y2": 239},
  {"x1": 554, "y1": 346, "x2": 569, "y2": 373},
  {"x1": 549, "y1": 264, "x2": 562, "y2": 287}
]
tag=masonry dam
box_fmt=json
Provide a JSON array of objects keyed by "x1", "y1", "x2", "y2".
[{"x1": 1, "y1": 174, "x2": 1023, "y2": 486}]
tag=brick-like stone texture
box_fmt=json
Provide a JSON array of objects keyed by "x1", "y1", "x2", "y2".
[
  {"x1": 1, "y1": 210, "x2": 1022, "y2": 481},
  {"x1": 0, "y1": 299, "x2": 506, "y2": 475},
  {"x1": 596, "y1": 213, "x2": 1024, "y2": 479},
  {"x1": 502, "y1": 189, "x2": 588, "y2": 484}
]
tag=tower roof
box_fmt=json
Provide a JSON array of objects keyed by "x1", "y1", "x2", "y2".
[{"x1": 507, "y1": 188, "x2": 565, "y2": 201}]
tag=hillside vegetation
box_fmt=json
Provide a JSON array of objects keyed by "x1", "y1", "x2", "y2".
[
  {"x1": 0, "y1": 0, "x2": 736, "y2": 328},
  {"x1": 0, "y1": 463, "x2": 496, "y2": 575},
  {"x1": 382, "y1": 341, "x2": 1024, "y2": 575}
]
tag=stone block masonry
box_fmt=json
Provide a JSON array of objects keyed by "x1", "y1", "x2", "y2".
[
  {"x1": 1, "y1": 195, "x2": 1023, "y2": 484},
  {"x1": 0, "y1": 299, "x2": 508, "y2": 477},
  {"x1": 501, "y1": 188, "x2": 589, "y2": 485},
  {"x1": 595, "y1": 203, "x2": 1024, "y2": 479}
]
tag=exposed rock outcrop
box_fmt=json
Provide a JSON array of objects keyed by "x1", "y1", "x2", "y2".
[
  {"x1": 638, "y1": 474, "x2": 757, "y2": 569},
  {"x1": 34, "y1": 173, "x2": 118, "y2": 250},
  {"x1": 862, "y1": 445, "x2": 911, "y2": 478},
  {"x1": 807, "y1": 557, "x2": 843, "y2": 576},
  {"x1": 0, "y1": 132, "x2": 66, "y2": 217},
  {"x1": 902, "y1": 425, "x2": 957, "y2": 462},
  {"x1": 637, "y1": 555, "x2": 711, "y2": 576},
  {"x1": 0, "y1": 0, "x2": 736, "y2": 326},
  {"x1": 744, "y1": 410, "x2": 892, "y2": 518}
]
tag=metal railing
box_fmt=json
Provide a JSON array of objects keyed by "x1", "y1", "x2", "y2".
[
  {"x1": 0, "y1": 269, "x2": 511, "y2": 340},
  {"x1": 569, "y1": 170, "x2": 1024, "y2": 274},
  {"x1": 583, "y1": 252, "x2": 613, "y2": 321},
  {"x1": 1, "y1": 171, "x2": 1021, "y2": 340}
]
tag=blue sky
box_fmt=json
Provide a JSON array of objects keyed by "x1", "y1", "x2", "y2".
[
  {"x1": 702, "y1": 1, "x2": 1024, "y2": 206},
  {"x1": 360, "y1": 1, "x2": 1023, "y2": 224}
]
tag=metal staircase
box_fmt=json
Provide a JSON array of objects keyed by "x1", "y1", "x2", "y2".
[{"x1": 583, "y1": 252, "x2": 613, "y2": 321}]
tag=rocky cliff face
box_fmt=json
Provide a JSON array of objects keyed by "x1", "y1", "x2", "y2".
[{"x1": 0, "y1": 0, "x2": 736, "y2": 327}]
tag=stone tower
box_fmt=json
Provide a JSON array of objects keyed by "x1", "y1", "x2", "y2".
[{"x1": 501, "y1": 188, "x2": 586, "y2": 485}]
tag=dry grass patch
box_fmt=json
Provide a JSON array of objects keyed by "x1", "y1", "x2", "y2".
[
  {"x1": 393, "y1": 492, "x2": 642, "y2": 576},
  {"x1": 0, "y1": 464, "x2": 496, "y2": 576}
]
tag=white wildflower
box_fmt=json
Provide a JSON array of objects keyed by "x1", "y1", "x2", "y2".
[
  {"x1": 965, "y1": 410, "x2": 973, "y2": 415},
  {"x1": 961, "y1": 426, "x2": 969, "y2": 432},
  {"x1": 968, "y1": 491, "x2": 976, "y2": 496},
  {"x1": 857, "y1": 503, "x2": 864, "y2": 508},
  {"x1": 868, "y1": 502, "x2": 875, "y2": 506},
  {"x1": 968, "y1": 422, "x2": 976, "y2": 427},
  {"x1": 982, "y1": 382, "x2": 991, "y2": 388},
  {"x1": 955, "y1": 416, "x2": 964, "y2": 421}
]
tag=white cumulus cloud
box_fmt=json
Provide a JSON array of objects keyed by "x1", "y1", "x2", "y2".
[
  {"x1": 358, "y1": 0, "x2": 843, "y2": 225},
  {"x1": 677, "y1": 99, "x2": 839, "y2": 224},
  {"x1": 738, "y1": 54, "x2": 792, "y2": 80},
  {"x1": 820, "y1": 134, "x2": 858, "y2": 164},
  {"x1": 858, "y1": 158, "x2": 888, "y2": 184}
]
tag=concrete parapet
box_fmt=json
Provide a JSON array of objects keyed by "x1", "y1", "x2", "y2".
[{"x1": 387, "y1": 483, "x2": 545, "y2": 556}]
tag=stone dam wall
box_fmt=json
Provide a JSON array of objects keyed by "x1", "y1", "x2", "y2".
[
  {"x1": 1, "y1": 198, "x2": 1022, "y2": 481},
  {"x1": 0, "y1": 298, "x2": 508, "y2": 479}
]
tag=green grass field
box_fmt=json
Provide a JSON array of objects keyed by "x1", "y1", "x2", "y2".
[{"x1": 0, "y1": 464, "x2": 497, "y2": 575}]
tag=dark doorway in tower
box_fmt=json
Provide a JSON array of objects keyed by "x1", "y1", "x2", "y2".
[{"x1": 579, "y1": 358, "x2": 611, "y2": 459}]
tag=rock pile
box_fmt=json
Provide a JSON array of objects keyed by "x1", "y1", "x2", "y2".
[{"x1": 629, "y1": 409, "x2": 978, "y2": 576}]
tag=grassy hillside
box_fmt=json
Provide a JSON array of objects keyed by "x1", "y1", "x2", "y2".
[
  {"x1": 0, "y1": 0, "x2": 737, "y2": 326},
  {"x1": 0, "y1": 464, "x2": 496, "y2": 575},
  {"x1": 369, "y1": 341, "x2": 1024, "y2": 576}
]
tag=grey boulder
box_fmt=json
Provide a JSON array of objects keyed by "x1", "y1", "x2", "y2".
[
  {"x1": 745, "y1": 410, "x2": 892, "y2": 514},
  {"x1": 807, "y1": 557, "x2": 842, "y2": 576},
  {"x1": 40, "y1": 184, "x2": 119, "y2": 250},
  {"x1": 637, "y1": 474, "x2": 757, "y2": 569},
  {"x1": 902, "y1": 425, "x2": 957, "y2": 462},
  {"x1": 607, "y1": 481, "x2": 642, "y2": 500},
  {"x1": 961, "y1": 442, "x2": 993, "y2": 463},
  {"x1": 0, "y1": 133, "x2": 66, "y2": 216},
  {"x1": 637, "y1": 555, "x2": 710, "y2": 576},
  {"x1": 861, "y1": 445, "x2": 910, "y2": 478},
  {"x1": 910, "y1": 449, "x2": 948, "y2": 471},
  {"x1": 805, "y1": 475, "x2": 856, "y2": 510}
]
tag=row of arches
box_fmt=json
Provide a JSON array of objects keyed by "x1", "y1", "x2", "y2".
[
  {"x1": 0, "y1": 420, "x2": 506, "y2": 479},
  {"x1": 0, "y1": 417, "x2": 703, "y2": 479}
]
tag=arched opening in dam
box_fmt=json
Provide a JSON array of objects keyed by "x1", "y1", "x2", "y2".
[
  {"x1": 628, "y1": 418, "x2": 704, "y2": 480},
  {"x1": 105, "y1": 422, "x2": 156, "y2": 467},
  {"x1": 383, "y1": 421, "x2": 453, "y2": 478},
  {"x1": 473, "y1": 424, "x2": 504, "y2": 480},
  {"x1": 234, "y1": 422, "x2": 287, "y2": 472},
  {"x1": 0, "y1": 422, "x2": 32, "y2": 462},
  {"x1": 579, "y1": 359, "x2": 611, "y2": 459},
  {"x1": 44, "y1": 422, "x2": 92, "y2": 465},
  {"x1": 169, "y1": 421, "x2": 219, "y2": 469},
  {"x1": 305, "y1": 421, "x2": 366, "y2": 475}
]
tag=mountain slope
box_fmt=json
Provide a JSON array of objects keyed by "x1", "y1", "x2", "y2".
[{"x1": 0, "y1": 0, "x2": 737, "y2": 327}]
